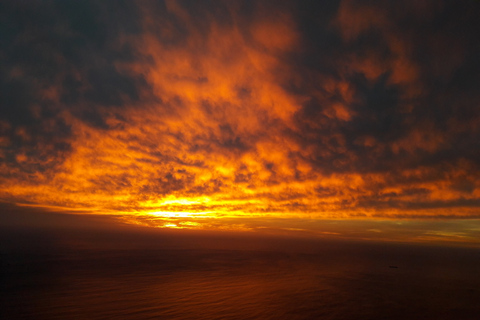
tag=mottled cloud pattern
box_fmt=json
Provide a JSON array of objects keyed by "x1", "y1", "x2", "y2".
[{"x1": 1, "y1": 0, "x2": 480, "y2": 220}]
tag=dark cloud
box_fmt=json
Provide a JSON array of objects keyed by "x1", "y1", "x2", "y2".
[
  {"x1": 289, "y1": 0, "x2": 480, "y2": 173},
  {"x1": 0, "y1": 0, "x2": 150, "y2": 181}
]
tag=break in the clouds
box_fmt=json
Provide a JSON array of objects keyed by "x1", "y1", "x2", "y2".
[{"x1": 1, "y1": 0, "x2": 480, "y2": 221}]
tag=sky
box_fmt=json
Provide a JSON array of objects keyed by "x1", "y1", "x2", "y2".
[{"x1": 1, "y1": 0, "x2": 480, "y2": 245}]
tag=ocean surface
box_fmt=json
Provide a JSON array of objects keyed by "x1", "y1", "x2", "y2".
[{"x1": 1, "y1": 226, "x2": 480, "y2": 320}]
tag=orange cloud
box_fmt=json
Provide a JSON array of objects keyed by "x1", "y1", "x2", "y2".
[{"x1": 1, "y1": 0, "x2": 480, "y2": 237}]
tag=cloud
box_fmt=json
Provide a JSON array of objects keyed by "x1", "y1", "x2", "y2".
[{"x1": 1, "y1": 0, "x2": 480, "y2": 220}]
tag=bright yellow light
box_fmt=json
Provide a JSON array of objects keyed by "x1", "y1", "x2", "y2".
[
  {"x1": 148, "y1": 211, "x2": 209, "y2": 218},
  {"x1": 163, "y1": 223, "x2": 179, "y2": 228}
]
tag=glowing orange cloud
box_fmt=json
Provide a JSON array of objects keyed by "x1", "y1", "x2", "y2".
[{"x1": 1, "y1": 0, "x2": 480, "y2": 234}]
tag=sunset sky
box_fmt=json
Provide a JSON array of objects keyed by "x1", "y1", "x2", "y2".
[{"x1": 1, "y1": 0, "x2": 480, "y2": 245}]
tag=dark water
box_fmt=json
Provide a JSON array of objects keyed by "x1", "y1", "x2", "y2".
[{"x1": 1, "y1": 228, "x2": 480, "y2": 319}]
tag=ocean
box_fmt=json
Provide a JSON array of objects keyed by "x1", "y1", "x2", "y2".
[{"x1": 1, "y1": 225, "x2": 480, "y2": 319}]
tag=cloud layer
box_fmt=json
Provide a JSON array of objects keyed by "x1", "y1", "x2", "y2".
[{"x1": 1, "y1": 0, "x2": 480, "y2": 220}]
